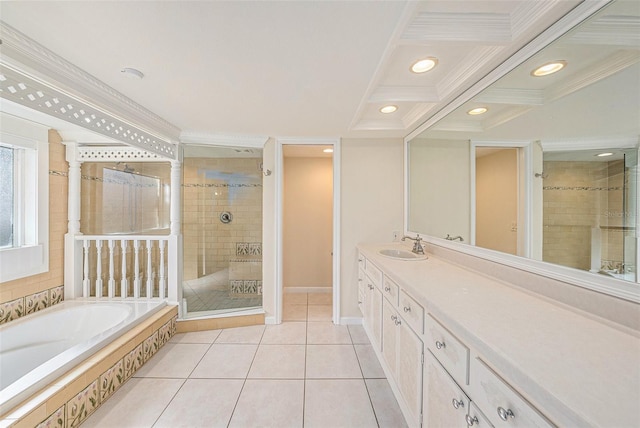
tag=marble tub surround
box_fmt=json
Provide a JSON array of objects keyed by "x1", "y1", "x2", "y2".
[
  {"x1": 0, "y1": 306, "x2": 178, "y2": 428},
  {"x1": 0, "y1": 286, "x2": 64, "y2": 325},
  {"x1": 359, "y1": 243, "x2": 640, "y2": 427}
]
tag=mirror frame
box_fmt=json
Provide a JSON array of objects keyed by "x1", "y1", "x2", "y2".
[{"x1": 403, "y1": 0, "x2": 640, "y2": 304}]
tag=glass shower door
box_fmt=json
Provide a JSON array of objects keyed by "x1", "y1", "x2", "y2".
[{"x1": 182, "y1": 145, "x2": 263, "y2": 317}]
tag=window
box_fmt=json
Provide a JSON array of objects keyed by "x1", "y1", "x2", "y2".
[{"x1": 0, "y1": 113, "x2": 49, "y2": 282}]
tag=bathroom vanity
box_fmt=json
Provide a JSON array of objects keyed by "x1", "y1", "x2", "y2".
[{"x1": 357, "y1": 242, "x2": 640, "y2": 428}]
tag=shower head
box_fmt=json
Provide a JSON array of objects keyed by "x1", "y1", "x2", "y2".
[{"x1": 117, "y1": 162, "x2": 135, "y2": 173}]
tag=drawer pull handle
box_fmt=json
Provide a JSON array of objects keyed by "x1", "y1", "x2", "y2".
[
  {"x1": 368, "y1": 284, "x2": 374, "y2": 290},
  {"x1": 465, "y1": 415, "x2": 478, "y2": 426},
  {"x1": 394, "y1": 318, "x2": 402, "y2": 326},
  {"x1": 391, "y1": 315, "x2": 397, "y2": 321},
  {"x1": 435, "y1": 340, "x2": 445, "y2": 350},
  {"x1": 358, "y1": 278, "x2": 362, "y2": 282},
  {"x1": 497, "y1": 407, "x2": 515, "y2": 421},
  {"x1": 384, "y1": 286, "x2": 391, "y2": 292},
  {"x1": 452, "y1": 398, "x2": 464, "y2": 409},
  {"x1": 358, "y1": 258, "x2": 363, "y2": 262},
  {"x1": 403, "y1": 306, "x2": 411, "y2": 313}
]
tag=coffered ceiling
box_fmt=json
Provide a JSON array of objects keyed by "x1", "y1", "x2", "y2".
[{"x1": 0, "y1": 1, "x2": 586, "y2": 142}]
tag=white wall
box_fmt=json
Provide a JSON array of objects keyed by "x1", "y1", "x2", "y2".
[{"x1": 340, "y1": 138, "x2": 404, "y2": 319}]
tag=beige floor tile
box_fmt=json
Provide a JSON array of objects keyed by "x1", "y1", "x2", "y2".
[
  {"x1": 82, "y1": 378, "x2": 184, "y2": 427},
  {"x1": 366, "y1": 378, "x2": 408, "y2": 428},
  {"x1": 307, "y1": 292, "x2": 332, "y2": 305},
  {"x1": 134, "y1": 343, "x2": 210, "y2": 378},
  {"x1": 348, "y1": 324, "x2": 371, "y2": 344},
  {"x1": 228, "y1": 380, "x2": 304, "y2": 428},
  {"x1": 261, "y1": 322, "x2": 307, "y2": 344},
  {"x1": 190, "y1": 344, "x2": 257, "y2": 378},
  {"x1": 304, "y1": 379, "x2": 378, "y2": 428},
  {"x1": 283, "y1": 292, "x2": 308, "y2": 304},
  {"x1": 248, "y1": 345, "x2": 306, "y2": 379},
  {"x1": 307, "y1": 304, "x2": 332, "y2": 321},
  {"x1": 215, "y1": 325, "x2": 265, "y2": 344},
  {"x1": 282, "y1": 304, "x2": 307, "y2": 321},
  {"x1": 307, "y1": 322, "x2": 352, "y2": 344},
  {"x1": 306, "y1": 345, "x2": 362, "y2": 378},
  {"x1": 355, "y1": 344, "x2": 386, "y2": 378},
  {"x1": 153, "y1": 379, "x2": 244, "y2": 428},
  {"x1": 170, "y1": 329, "x2": 221, "y2": 344}
]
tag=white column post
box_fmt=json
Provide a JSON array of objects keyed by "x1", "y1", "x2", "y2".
[
  {"x1": 63, "y1": 142, "x2": 84, "y2": 299},
  {"x1": 168, "y1": 159, "x2": 183, "y2": 315}
]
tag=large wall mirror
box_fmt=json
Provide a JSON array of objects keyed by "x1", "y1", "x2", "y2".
[{"x1": 407, "y1": 0, "x2": 640, "y2": 296}]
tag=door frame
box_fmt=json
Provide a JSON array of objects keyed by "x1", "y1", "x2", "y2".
[{"x1": 274, "y1": 137, "x2": 341, "y2": 324}]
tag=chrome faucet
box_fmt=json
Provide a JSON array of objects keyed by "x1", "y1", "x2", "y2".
[
  {"x1": 401, "y1": 234, "x2": 425, "y2": 255},
  {"x1": 445, "y1": 234, "x2": 464, "y2": 242}
]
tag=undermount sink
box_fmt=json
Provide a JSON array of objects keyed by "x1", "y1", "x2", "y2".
[{"x1": 378, "y1": 248, "x2": 427, "y2": 260}]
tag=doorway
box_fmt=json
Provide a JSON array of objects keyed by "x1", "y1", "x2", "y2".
[{"x1": 276, "y1": 139, "x2": 340, "y2": 324}]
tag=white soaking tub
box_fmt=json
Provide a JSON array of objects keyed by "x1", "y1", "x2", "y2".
[{"x1": 0, "y1": 299, "x2": 166, "y2": 414}]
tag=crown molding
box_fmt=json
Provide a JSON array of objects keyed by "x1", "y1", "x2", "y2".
[
  {"x1": 510, "y1": 0, "x2": 573, "y2": 39},
  {"x1": 545, "y1": 49, "x2": 640, "y2": 102},
  {"x1": 541, "y1": 135, "x2": 639, "y2": 151},
  {"x1": 402, "y1": 12, "x2": 512, "y2": 44},
  {"x1": 0, "y1": 21, "x2": 181, "y2": 143},
  {"x1": 0, "y1": 63, "x2": 177, "y2": 159},
  {"x1": 351, "y1": 118, "x2": 405, "y2": 131},
  {"x1": 436, "y1": 46, "x2": 504, "y2": 98},
  {"x1": 475, "y1": 88, "x2": 544, "y2": 105},
  {"x1": 180, "y1": 131, "x2": 269, "y2": 148},
  {"x1": 567, "y1": 14, "x2": 640, "y2": 47},
  {"x1": 482, "y1": 105, "x2": 534, "y2": 131},
  {"x1": 401, "y1": 103, "x2": 438, "y2": 129},
  {"x1": 369, "y1": 86, "x2": 439, "y2": 103}
]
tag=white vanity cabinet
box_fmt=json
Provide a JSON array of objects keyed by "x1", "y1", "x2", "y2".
[
  {"x1": 381, "y1": 277, "x2": 424, "y2": 426},
  {"x1": 424, "y1": 351, "x2": 493, "y2": 428},
  {"x1": 359, "y1": 254, "x2": 383, "y2": 349}
]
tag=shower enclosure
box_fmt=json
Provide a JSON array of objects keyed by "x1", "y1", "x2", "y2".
[
  {"x1": 182, "y1": 145, "x2": 263, "y2": 317},
  {"x1": 542, "y1": 149, "x2": 638, "y2": 281}
]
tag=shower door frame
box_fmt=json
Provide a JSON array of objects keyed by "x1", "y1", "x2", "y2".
[{"x1": 274, "y1": 137, "x2": 341, "y2": 325}]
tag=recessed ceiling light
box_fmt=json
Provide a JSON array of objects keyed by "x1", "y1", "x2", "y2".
[
  {"x1": 121, "y1": 67, "x2": 144, "y2": 79},
  {"x1": 410, "y1": 57, "x2": 438, "y2": 74},
  {"x1": 596, "y1": 152, "x2": 613, "y2": 157},
  {"x1": 323, "y1": 148, "x2": 333, "y2": 153},
  {"x1": 380, "y1": 105, "x2": 398, "y2": 114},
  {"x1": 467, "y1": 107, "x2": 488, "y2": 115},
  {"x1": 531, "y1": 61, "x2": 567, "y2": 77}
]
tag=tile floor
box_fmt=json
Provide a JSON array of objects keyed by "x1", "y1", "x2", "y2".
[
  {"x1": 182, "y1": 270, "x2": 262, "y2": 313},
  {"x1": 83, "y1": 292, "x2": 407, "y2": 428}
]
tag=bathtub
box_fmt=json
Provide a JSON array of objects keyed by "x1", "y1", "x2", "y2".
[{"x1": 0, "y1": 299, "x2": 166, "y2": 414}]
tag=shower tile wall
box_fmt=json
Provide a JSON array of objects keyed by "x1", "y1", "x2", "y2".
[
  {"x1": 182, "y1": 158, "x2": 262, "y2": 285},
  {"x1": 543, "y1": 160, "x2": 624, "y2": 271}
]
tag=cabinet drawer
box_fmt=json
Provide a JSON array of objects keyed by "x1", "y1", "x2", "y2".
[
  {"x1": 470, "y1": 357, "x2": 554, "y2": 428},
  {"x1": 382, "y1": 276, "x2": 399, "y2": 306},
  {"x1": 365, "y1": 260, "x2": 383, "y2": 288},
  {"x1": 399, "y1": 290, "x2": 424, "y2": 334},
  {"x1": 467, "y1": 402, "x2": 495, "y2": 428},
  {"x1": 425, "y1": 314, "x2": 469, "y2": 386}
]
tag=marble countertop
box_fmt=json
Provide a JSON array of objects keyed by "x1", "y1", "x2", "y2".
[{"x1": 358, "y1": 242, "x2": 640, "y2": 428}]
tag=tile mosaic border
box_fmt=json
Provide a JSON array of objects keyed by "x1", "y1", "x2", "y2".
[
  {"x1": 230, "y1": 280, "x2": 263, "y2": 295},
  {"x1": 0, "y1": 285, "x2": 64, "y2": 326},
  {"x1": 235, "y1": 242, "x2": 262, "y2": 256},
  {"x1": 31, "y1": 314, "x2": 178, "y2": 428}
]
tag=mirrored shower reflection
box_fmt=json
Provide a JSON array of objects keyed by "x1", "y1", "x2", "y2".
[
  {"x1": 542, "y1": 149, "x2": 638, "y2": 281},
  {"x1": 182, "y1": 145, "x2": 263, "y2": 317}
]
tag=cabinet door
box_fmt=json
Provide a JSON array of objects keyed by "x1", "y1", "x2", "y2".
[
  {"x1": 382, "y1": 297, "x2": 398, "y2": 379},
  {"x1": 397, "y1": 318, "x2": 424, "y2": 426},
  {"x1": 363, "y1": 277, "x2": 382, "y2": 349},
  {"x1": 424, "y1": 351, "x2": 469, "y2": 428}
]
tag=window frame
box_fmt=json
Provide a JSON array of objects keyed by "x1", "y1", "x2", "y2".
[{"x1": 0, "y1": 113, "x2": 49, "y2": 282}]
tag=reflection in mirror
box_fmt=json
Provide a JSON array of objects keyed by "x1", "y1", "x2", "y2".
[{"x1": 407, "y1": 0, "x2": 640, "y2": 285}]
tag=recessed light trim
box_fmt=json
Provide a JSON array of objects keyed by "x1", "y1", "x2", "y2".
[
  {"x1": 596, "y1": 152, "x2": 614, "y2": 157},
  {"x1": 531, "y1": 61, "x2": 567, "y2": 77},
  {"x1": 410, "y1": 57, "x2": 438, "y2": 74},
  {"x1": 380, "y1": 105, "x2": 398, "y2": 114},
  {"x1": 467, "y1": 107, "x2": 488, "y2": 115}
]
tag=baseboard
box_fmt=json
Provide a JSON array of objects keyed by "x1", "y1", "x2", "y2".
[
  {"x1": 340, "y1": 317, "x2": 363, "y2": 325},
  {"x1": 264, "y1": 316, "x2": 277, "y2": 325},
  {"x1": 284, "y1": 286, "x2": 332, "y2": 294}
]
